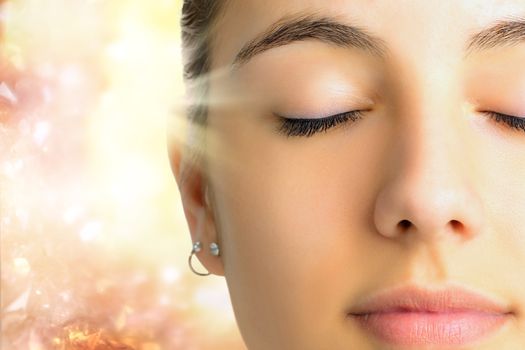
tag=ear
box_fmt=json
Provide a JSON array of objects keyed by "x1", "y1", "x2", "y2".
[{"x1": 168, "y1": 139, "x2": 225, "y2": 276}]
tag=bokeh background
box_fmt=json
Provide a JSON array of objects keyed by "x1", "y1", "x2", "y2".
[{"x1": 0, "y1": 1, "x2": 245, "y2": 349}]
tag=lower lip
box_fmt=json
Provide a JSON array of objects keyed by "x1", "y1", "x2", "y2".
[{"x1": 351, "y1": 310, "x2": 510, "y2": 346}]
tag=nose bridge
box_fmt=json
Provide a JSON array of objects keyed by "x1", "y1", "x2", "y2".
[
  {"x1": 399, "y1": 72, "x2": 463, "y2": 189},
  {"x1": 373, "y1": 67, "x2": 483, "y2": 241},
  {"x1": 389, "y1": 49, "x2": 464, "y2": 167}
]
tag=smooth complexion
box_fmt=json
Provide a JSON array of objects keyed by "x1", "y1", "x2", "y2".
[{"x1": 172, "y1": 1, "x2": 525, "y2": 349}]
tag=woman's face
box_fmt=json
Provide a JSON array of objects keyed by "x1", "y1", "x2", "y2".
[{"x1": 178, "y1": 0, "x2": 525, "y2": 348}]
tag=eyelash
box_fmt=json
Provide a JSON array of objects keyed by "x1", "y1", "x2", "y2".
[
  {"x1": 276, "y1": 110, "x2": 525, "y2": 137},
  {"x1": 482, "y1": 111, "x2": 525, "y2": 133},
  {"x1": 276, "y1": 110, "x2": 364, "y2": 137}
]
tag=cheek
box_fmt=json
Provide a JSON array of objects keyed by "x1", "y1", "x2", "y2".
[
  {"x1": 206, "y1": 111, "x2": 391, "y2": 342},
  {"x1": 474, "y1": 127, "x2": 525, "y2": 268}
]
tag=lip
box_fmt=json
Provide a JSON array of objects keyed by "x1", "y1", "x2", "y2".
[{"x1": 347, "y1": 285, "x2": 514, "y2": 346}]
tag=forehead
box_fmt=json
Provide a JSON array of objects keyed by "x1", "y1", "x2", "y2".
[{"x1": 210, "y1": 0, "x2": 525, "y2": 69}]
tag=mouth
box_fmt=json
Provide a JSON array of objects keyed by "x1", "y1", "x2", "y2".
[{"x1": 346, "y1": 285, "x2": 515, "y2": 346}]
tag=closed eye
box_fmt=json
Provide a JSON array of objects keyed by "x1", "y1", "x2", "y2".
[
  {"x1": 482, "y1": 111, "x2": 525, "y2": 133},
  {"x1": 275, "y1": 110, "x2": 365, "y2": 137},
  {"x1": 275, "y1": 110, "x2": 525, "y2": 137}
]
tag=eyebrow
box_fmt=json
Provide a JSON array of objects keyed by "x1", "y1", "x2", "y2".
[
  {"x1": 232, "y1": 15, "x2": 525, "y2": 70},
  {"x1": 467, "y1": 18, "x2": 525, "y2": 52},
  {"x1": 232, "y1": 14, "x2": 386, "y2": 69}
]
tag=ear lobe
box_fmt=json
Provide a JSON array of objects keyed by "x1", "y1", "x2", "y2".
[
  {"x1": 168, "y1": 142, "x2": 225, "y2": 276},
  {"x1": 182, "y1": 182, "x2": 225, "y2": 276},
  {"x1": 191, "y1": 205, "x2": 225, "y2": 276}
]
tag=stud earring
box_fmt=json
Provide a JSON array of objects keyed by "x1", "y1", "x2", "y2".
[
  {"x1": 210, "y1": 242, "x2": 220, "y2": 256},
  {"x1": 192, "y1": 241, "x2": 202, "y2": 253}
]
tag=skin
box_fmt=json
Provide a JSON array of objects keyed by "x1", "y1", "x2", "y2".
[{"x1": 170, "y1": 1, "x2": 525, "y2": 349}]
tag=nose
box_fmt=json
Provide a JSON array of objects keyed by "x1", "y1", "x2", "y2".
[{"x1": 373, "y1": 106, "x2": 485, "y2": 242}]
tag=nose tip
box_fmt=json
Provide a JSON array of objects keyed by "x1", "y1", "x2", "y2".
[{"x1": 373, "y1": 180, "x2": 484, "y2": 241}]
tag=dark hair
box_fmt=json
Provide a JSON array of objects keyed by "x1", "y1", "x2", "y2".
[
  {"x1": 180, "y1": 0, "x2": 227, "y2": 124},
  {"x1": 178, "y1": 0, "x2": 226, "y2": 182}
]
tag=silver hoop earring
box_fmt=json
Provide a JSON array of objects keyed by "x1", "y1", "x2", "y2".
[{"x1": 188, "y1": 241, "x2": 211, "y2": 276}]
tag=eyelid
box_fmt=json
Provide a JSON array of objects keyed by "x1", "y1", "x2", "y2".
[
  {"x1": 481, "y1": 110, "x2": 524, "y2": 119},
  {"x1": 482, "y1": 110, "x2": 525, "y2": 133},
  {"x1": 276, "y1": 111, "x2": 350, "y2": 120},
  {"x1": 276, "y1": 105, "x2": 371, "y2": 119},
  {"x1": 275, "y1": 110, "x2": 365, "y2": 137}
]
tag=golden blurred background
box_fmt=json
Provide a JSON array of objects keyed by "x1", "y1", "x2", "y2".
[{"x1": 0, "y1": 1, "x2": 245, "y2": 349}]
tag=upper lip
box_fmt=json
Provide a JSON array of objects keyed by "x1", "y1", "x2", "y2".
[{"x1": 347, "y1": 284, "x2": 514, "y2": 315}]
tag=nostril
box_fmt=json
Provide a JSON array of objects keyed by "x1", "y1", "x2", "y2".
[
  {"x1": 398, "y1": 219, "x2": 412, "y2": 231},
  {"x1": 449, "y1": 219, "x2": 465, "y2": 232}
]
